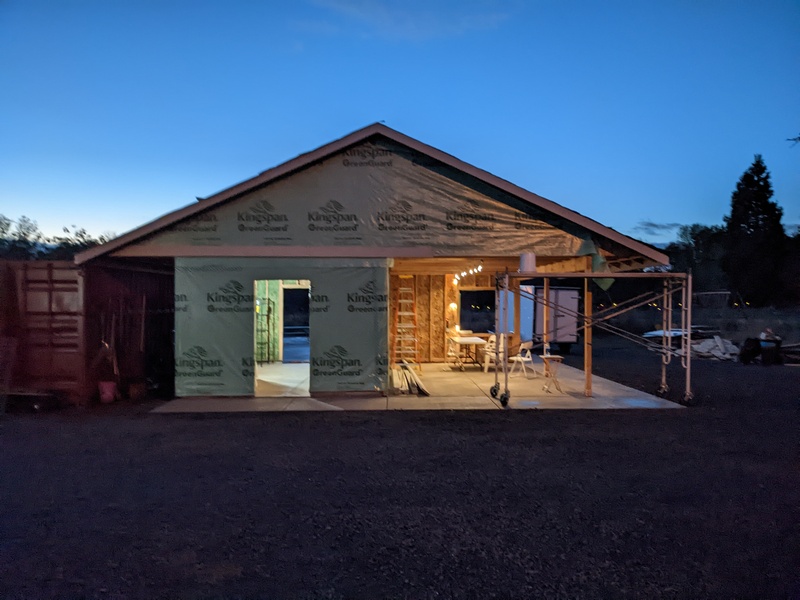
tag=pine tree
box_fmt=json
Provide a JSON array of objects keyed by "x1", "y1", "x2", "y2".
[{"x1": 722, "y1": 155, "x2": 786, "y2": 306}]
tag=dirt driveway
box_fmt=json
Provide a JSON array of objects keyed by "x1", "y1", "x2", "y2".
[{"x1": 1, "y1": 337, "x2": 799, "y2": 599}]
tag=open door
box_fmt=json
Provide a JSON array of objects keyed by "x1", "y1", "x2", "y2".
[{"x1": 253, "y1": 279, "x2": 310, "y2": 397}]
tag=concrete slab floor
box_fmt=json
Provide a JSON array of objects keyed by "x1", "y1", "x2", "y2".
[
  {"x1": 152, "y1": 359, "x2": 681, "y2": 413},
  {"x1": 255, "y1": 363, "x2": 309, "y2": 397}
]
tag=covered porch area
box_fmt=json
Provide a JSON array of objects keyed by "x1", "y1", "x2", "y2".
[{"x1": 151, "y1": 357, "x2": 680, "y2": 412}]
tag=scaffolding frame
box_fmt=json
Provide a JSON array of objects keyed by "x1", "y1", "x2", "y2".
[{"x1": 489, "y1": 271, "x2": 694, "y2": 407}]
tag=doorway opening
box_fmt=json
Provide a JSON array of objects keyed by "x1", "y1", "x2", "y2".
[{"x1": 254, "y1": 279, "x2": 310, "y2": 397}]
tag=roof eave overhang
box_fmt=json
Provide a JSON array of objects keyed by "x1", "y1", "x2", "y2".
[{"x1": 75, "y1": 123, "x2": 668, "y2": 268}]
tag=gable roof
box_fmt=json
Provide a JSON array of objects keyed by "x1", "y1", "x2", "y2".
[{"x1": 75, "y1": 123, "x2": 668, "y2": 267}]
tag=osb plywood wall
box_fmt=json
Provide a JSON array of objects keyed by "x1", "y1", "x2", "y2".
[
  {"x1": 390, "y1": 273, "x2": 495, "y2": 363},
  {"x1": 390, "y1": 274, "x2": 438, "y2": 362}
]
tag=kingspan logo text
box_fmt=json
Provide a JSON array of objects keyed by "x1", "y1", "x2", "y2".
[
  {"x1": 207, "y1": 280, "x2": 254, "y2": 304},
  {"x1": 376, "y1": 199, "x2": 427, "y2": 229},
  {"x1": 376, "y1": 211, "x2": 426, "y2": 224},
  {"x1": 308, "y1": 200, "x2": 357, "y2": 224},
  {"x1": 174, "y1": 213, "x2": 219, "y2": 233},
  {"x1": 341, "y1": 146, "x2": 393, "y2": 167},
  {"x1": 174, "y1": 346, "x2": 224, "y2": 377},
  {"x1": 308, "y1": 211, "x2": 357, "y2": 224},
  {"x1": 347, "y1": 291, "x2": 388, "y2": 304},
  {"x1": 307, "y1": 200, "x2": 359, "y2": 232},
  {"x1": 445, "y1": 208, "x2": 496, "y2": 231},
  {"x1": 445, "y1": 211, "x2": 496, "y2": 223},
  {"x1": 207, "y1": 280, "x2": 254, "y2": 313},
  {"x1": 310, "y1": 293, "x2": 330, "y2": 313},
  {"x1": 238, "y1": 199, "x2": 289, "y2": 229},
  {"x1": 346, "y1": 280, "x2": 388, "y2": 312},
  {"x1": 311, "y1": 345, "x2": 363, "y2": 377},
  {"x1": 343, "y1": 147, "x2": 392, "y2": 160},
  {"x1": 238, "y1": 211, "x2": 287, "y2": 224}
]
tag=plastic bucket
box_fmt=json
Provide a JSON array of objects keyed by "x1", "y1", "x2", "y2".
[{"x1": 98, "y1": 381, "x2": 117, "y2": 403}]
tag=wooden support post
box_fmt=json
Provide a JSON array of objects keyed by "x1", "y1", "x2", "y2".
[
  {"x1": 512, "y1": 278, "x2": 521, "y2": 351},
  {"x1": 660, "y1": 279, "x2": 669, "y2": 394},
  {"x1": 684, "y1": 273, "x2": 693, "y2": 403},
  {"x1": 542, "y1": 277, "x2": 550, "y2": 348},
  {"x1": 584, "y1": 278, "x2": 593, "y2": 397},
  {"x1": 542, "y1": 277, "x2": 550, "y2": 375}
]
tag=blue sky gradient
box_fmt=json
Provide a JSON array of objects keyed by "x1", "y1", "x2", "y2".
[{"x1": 1, "y1": 0, "x2": 798, "y2": 244}]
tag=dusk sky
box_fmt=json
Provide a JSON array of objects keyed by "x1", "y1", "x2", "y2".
[{"x1": 1, "y1": 0, "x2": 798, "y2": 245}]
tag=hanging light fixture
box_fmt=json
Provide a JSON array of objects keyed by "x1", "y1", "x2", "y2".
[{"x1": 452, "y1": 260, "x2": 483, "y2": 285}]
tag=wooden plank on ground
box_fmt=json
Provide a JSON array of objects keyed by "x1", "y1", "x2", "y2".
[{"x1": 401, "y1": 360, "x2": 430, "y2": 396}]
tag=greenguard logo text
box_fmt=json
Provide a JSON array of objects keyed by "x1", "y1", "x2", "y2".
[
  {"x1": 342, "y1": 146, "x2": 393, "y2": 167},
  {"x1": 174, "y1": 293, "x2": 189, "y2": 313},
  {"x1": 175, "y1": 346, "x2": 224, "y2": 378},
  {"x1": 347, "y1": 280, "x2": 388, "y2": 313},
  {"x1": 312, "y1": 345, "x2": 363, "y2": 377},
  {"x1": 207, "y1": 280, "x2": 254, "y2": 313},
  {"x1": 241, "y1": 356, "x2": 255, "y2": 378},
  {"x1": 376, "y1": 199, "x2": 427, "y2": 232},
  {"x1": 310, "y1": 292, "x2": 330, "y2": 313},
  {"x1": 238, "y1": 199, "x2": 289, "y2": 232},
  {"x1": 375, "y1": 353, "x2": 389, "y2": 376},
  {"x1": 174, "y1": 213, "x2": 218, "y2": 233},
  {"x1": 308, "y1": 200, "x2": 359, "y2": 232},
  {"x1": 445, "y1": 204, "x2": 496, "y2": 232}
]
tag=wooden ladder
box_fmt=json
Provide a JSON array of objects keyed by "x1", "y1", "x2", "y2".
[{"x1": 392, "y1": 282, "x2": 420, "y2": 370}]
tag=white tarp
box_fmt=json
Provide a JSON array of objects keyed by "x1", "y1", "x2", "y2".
[
  {"x1": 140, "y1": 139, "x2": 591, "y2": 256},
  {"x1": 174, "y1": 258, "x2": 389, "y2": 396}
]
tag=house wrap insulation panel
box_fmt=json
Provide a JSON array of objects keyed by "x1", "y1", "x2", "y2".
[
  {"x1": 174, "y1": 258, "x2": 389, "y2": 396},
  {"x1": 138, "y1": 139, "x2": 592, "y2": 256}
]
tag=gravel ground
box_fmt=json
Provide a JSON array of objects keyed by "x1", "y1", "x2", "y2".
[{"x1": 1, "y1": 337, "x2": 799, "y2": 599}]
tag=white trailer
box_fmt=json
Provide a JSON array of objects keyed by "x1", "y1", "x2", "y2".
[{"x1": 519, "y1": 286, "x2": 580, "y2": 354}]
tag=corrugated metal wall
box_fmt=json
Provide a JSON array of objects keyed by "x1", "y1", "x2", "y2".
[
  {"x1": 0, "y1": 260, "x2": 175, "y2": 405},
  {"x1": 0, "y1": 261, "x2": 86, "y2": 402}
]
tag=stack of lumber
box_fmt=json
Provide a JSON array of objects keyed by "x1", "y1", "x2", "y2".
[
  {"x1": 389, "y1": 362, "x2": 430, "y2": 396},
  {"x1": 675, "y1": 335, "x2": 739, "y2": 361}
]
